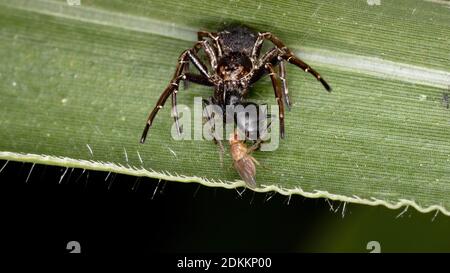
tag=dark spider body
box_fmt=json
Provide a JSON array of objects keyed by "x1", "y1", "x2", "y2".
[{"x1": 140, "y1": 25, "x2": 331, "y2": 143}]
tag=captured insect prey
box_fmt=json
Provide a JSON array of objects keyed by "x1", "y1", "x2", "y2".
[
  {"x1": 140, "y1": 25, "x2": 332, "y2": 188},
  {"x1": 229, "y1": 130, "x2": 260, "y2": 188}
]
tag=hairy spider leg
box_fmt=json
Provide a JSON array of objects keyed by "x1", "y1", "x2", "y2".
[
  {"x1": 173, "y1": 41, "x2": 219, "y2": 135},
  {"x1": 198, "y1": 31, "x2": 222, "y2": 57},
  {"x1": 251, "y1": 104, "x2": 275, "y2": 145},
  {"x1": 247, "y1": 48, "x2": 287, "y2": 138},
  {"x1": 265, "y1": 63, "x2": 286, "y2": 139},
  {"x1": 194, "y1": 40, "x2": 218, "y2": 70},
  {"x1": 186, "y1": 49, "x2": 210, "y2": 79},
  {"x1": 171, "y1": 72, "x2": 215, "y2": 136},
  {"x1": 176, "y1": 33, "x2": 216, "y2": 90},
  {"x1": 202, "y1": 98, "x2": 225, "y2": 166},
  {"x1": 140, "y1": 47, "x2": 213, "y2": 143},
  {"x1": 180, "y1": 41, "x2": 214, "y2": 90},
  {"x1": 182, "y1": 73, "x2": 213, "y2": 86},
  {"x1": 255, "y1": 32, "x2": 332, "y2": 92},
  {"x1": 182, "y1": 60, "x2": 190, "y2": 90},
  {"x1": 141, "y1": 67, "x2": 184, "y2": 142},
  {"x1": 250, "y1": 49, "x2": 293, "y2": 111},
  {"x1": 170, "y1": 81, "x2": 182, "y2": 136},
  {"x1": 172, "y1": 40, "x2": 219, "y2": 135},
  {"x1": 248, "y1": 47, "x2": 279, "y2": 85},
  {"x1": 237, "y1": 102, "x2": 273, "y2": 141},
  {"x1": 197, "y1": 31, "x2": 218, "y2": 41},
  {"x1": 278, "y1": 58, "x2": 291, "y2": 110}
]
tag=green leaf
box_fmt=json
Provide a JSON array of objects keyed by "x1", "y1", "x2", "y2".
[{"x1": 1, "y1": 0, "x2": 450, "y2": 215}]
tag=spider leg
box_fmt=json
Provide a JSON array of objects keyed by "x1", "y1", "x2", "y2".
[
  {"x1": 172, "y1": 73, "x2": 214, "y2": 136},
  {"x1": 278, "y1": 57, "x2": 292, "y2": 110},
  {"x1": 183, "y1": 32, "x2": 218, "y2": 90},
  {"x1": 265, "y1": 63, "x2": 285, "y2": 139},
  {"x1": 248, "y1": 47, "x2": 279, "y2": 85},
  {"x1": 197, "y1": 31, "x2": 217, "y2": 41},
  {"x1": 194, "y1": 40, "x2": 218, "y2": 70},
  {"x1": 202, "y1": 98, "x2": 225, "y2": 166},
  {"x1": 237, "y1": 102, "x2": 272, "y2": 141},
  {"x1": 182, "y1": 61, "x2": 190, "y2": 90},
  {"x1": 184, "y1": 73, "x2": 214, "y2": 86},
  {"x1": 198, "y1": 31, "x2": 222, "y2": 57},
  {"x1": 141, "y1": 73, "x2": 184, "y2": 143},
  {"x1": 258, "y1": 105, "x2": 275, "y2": 142},
  {"x1": 186, "y1": 49, "x2": 210, "y2": 79},
  {"x1": 284, "y1": 53, "x2": 331, "y2": 92},
  {"x1": 250, "y1": 49, "x2": 291, "y2": 110},
  {"x1": 171, "y1": 85, "x2": 181, "y2": 136},
  {"x1": 256, "y1": 32, "x2": 331, "y2": 92},
  {"x1": 247, "y1": 51, "x2": 286, "y2": 138},
  {"x1": 140, "y1": 49, "x2": 213, "y2": 143}
]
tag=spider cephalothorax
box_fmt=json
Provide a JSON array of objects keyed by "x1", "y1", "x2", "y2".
[{"x1": 140, "y1": 25, "x2": 331, "y2": 143}]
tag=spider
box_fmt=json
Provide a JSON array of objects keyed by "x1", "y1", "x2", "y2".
[{"x1": 140, "y1": 25, "x2": 331, "y2": 143}]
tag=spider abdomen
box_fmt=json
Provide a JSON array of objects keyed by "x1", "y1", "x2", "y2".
[{"x1": 218, "y1": 26, "x2": 258, "y2": 56}]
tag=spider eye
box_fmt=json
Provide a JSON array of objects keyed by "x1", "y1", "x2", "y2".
[{"x1": 217, "y1": 53, "x2": 252, "y2": 81}]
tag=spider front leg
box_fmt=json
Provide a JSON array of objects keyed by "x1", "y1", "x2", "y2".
[
  {"x1": 264, "y1": 63, "x2": 286, "y2": 139},
  {"x1": 181, "y1": 39, "x2": 219, "y2": 92},
  {"x1": 248, "y1": 49, "x2": 286, "y2": 138},
  {"x1": 175, "y1": 41, "x2": 218, "y2": 134},
  {"x1": 284, "y1": 52, "x2": 331, "y2": 91},
  {"x1": 172, "y1": 73, "x2": 213, "y2": 136},
  {"x1": 197, "y1": 31, "x2": 217, "y2": 41},
  {"x1": 171, "y1": 80, "x2": 182, "y2": 136},
  {"x1": 198, "y1": 31, "x2": 222, "y2": 57},
  {"x1": 236, "y1": 102, "x2": 273, "y2": 141},
  {"x1": 140, "y1": 49, "x2": 212, "y2": 143},
  {"x1": 182, "y1": 61, "x2": 190, "y2": 90},
  {"x1": 202, "y1": 98, "x2": 225, "y2": 166},
  {"x1": 194, "y1": 40, "x2": 218, "y2": 71},
  {"x1": 278, "y1": 58, "x2": 292, "y2": 110},
  {"x1": 253, "y1": 32, "x2": 332, "y2": 92}
]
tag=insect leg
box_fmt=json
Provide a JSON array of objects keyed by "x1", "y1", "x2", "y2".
[
  {"x1": 248, "y1": 139, "x2": 263, "y2": 153},
  {"x1": 265, "y1": 63, "x2": 285, "y2": 139}
]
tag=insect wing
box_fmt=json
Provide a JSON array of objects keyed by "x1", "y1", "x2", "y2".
[{"x1": 234, "y1": 157, "x2": 257, "y2": 188}]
